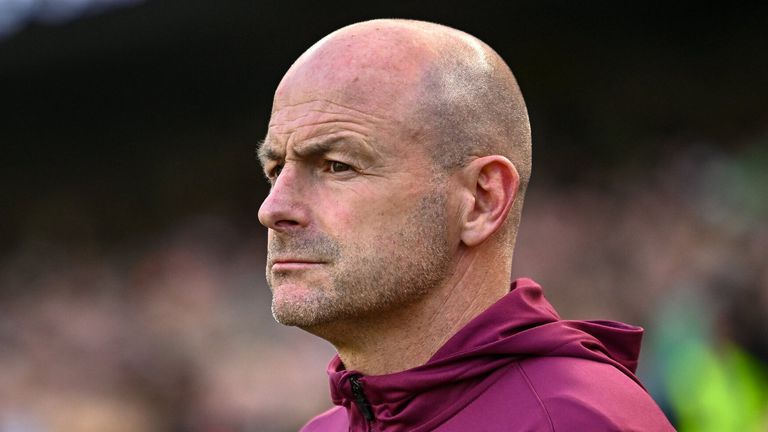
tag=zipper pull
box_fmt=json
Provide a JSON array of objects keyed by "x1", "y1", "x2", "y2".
[{"x1": 349, "y1": 375, "x2": 374, "y2": 422}]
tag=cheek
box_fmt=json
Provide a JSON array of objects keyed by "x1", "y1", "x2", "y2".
[
  {"x1": 313, "y1": 179, "x2": 428, "y2": 236},
  {"x1": 315, "y1": 194, "x2": 401, "y2": 240},
  {"x1": 315, "y1": 194, "x2": 353, "y2": 228}
]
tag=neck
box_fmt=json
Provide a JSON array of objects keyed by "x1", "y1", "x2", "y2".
[{"x1": 308, "y1": 248, "x2": 512, "y2": 376}]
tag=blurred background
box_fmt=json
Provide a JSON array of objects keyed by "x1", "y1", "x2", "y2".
[{"x1": 1, "y1": 1, "x2": 766, "y2": 431}]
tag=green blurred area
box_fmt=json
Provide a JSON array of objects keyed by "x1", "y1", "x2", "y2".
[{"x1": 651, "y1": 290, "x2": 768, "y2": 431}]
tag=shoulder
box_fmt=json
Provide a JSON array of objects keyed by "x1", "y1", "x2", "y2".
[
  {"x1": 516, "y1": 357, "x2": 675, "y2": 431},
  {"x1": 299, "y1": 406, "x2": 348, "y2": 432}
]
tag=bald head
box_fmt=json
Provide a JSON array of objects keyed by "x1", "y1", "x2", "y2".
[
  {"x1": 275, "y1": 18, "x2": 530, "y2": 197},
  {"x1": 277, "y1": 20, "x2": 529, "y2": 170},
  {"x1": 269, "y1": 19, "x2": 531, "y2": 242}
]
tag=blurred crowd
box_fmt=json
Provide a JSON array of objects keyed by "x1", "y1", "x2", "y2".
[{"x1": 0, "y1": 141, "x2": 766, "y2": 432}]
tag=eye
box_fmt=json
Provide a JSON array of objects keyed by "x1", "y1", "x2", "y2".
[
  {"x1": 329, "y1": 161, "x2": 352, "y2": 173},
  {"x1": 269, "y1": 163, "x2": 284, "y2": 179}
]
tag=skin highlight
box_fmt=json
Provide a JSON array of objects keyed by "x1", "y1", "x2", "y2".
[{"x1": 258, "y1": 19, "x2": 530, "y2": 375}]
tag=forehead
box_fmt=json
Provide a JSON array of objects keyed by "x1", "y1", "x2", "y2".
[
  {"x1": 268, "y1": 98, "x2": 387, "y2": 139},
  {"x1": 262, "y1": 90, "x2": 427, "y2": 166},
  {"x1": 262, "y1": 29, "x2": 436, "y2": 163}
]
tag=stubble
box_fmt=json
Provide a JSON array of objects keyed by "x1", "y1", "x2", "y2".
[{"x1": 267, "y1": 189, "x2": 451, "y2": 328}]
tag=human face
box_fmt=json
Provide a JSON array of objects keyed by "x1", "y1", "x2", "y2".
[{"x1": 257, "y1": 95, "x2": 453, "y2": 328}]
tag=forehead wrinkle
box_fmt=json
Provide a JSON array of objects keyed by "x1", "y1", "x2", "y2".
[
  {"x1": 268, "y1": 104, "x2": 387, "y2": 154},
  {"x1": 272, "y1": 120, "x2": 374, "y2": 136},
  {"x1": 273, "y1": 98, "x2": 387, "y2": 121},
  {"x1": 269, "y1": 99, "x2": 387, "y2": 132},
  {"x1": 292, "y1": 134, "x2": 378, "y2": 160}
]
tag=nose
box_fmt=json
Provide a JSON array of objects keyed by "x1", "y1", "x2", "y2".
[{"x1": 258, "y1": 164, "x2": 310, "y2": 232}]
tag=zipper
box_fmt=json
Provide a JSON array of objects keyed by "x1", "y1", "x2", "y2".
[{"x1": 349, "y1": 374, "x2": 374, "y2": 423}]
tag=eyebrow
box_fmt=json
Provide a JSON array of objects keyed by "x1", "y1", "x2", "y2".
[
  {"x1": 256, "y1": 138, "x2": 280, "y2": 166},
  {"x1": 257, "y1": 135, "x2": 375, "y2": 167}
]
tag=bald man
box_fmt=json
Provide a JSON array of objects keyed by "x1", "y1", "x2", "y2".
[{"x1": 258, "y1": 19, "x2": 674, "y2": 432}]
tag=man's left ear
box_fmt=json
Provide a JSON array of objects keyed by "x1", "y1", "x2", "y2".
[{"x1": 458, "y1": 156, "x2": 520, "y2": 247}]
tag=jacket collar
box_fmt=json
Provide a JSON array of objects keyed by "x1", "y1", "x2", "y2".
[{"x1": 326, "y1": 278, "x2": 644, "y2": 431}]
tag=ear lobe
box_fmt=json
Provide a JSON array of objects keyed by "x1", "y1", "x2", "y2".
[{"x1": 460, "y1": 156, "x2": 520, "y2": 247}]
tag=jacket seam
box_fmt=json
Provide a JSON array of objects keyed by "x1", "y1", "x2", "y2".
[{"x1": 516, "y1": 362, "x2": 556, "y2": 432}]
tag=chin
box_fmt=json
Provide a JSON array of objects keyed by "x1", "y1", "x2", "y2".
[{"x1": 270, "y1": 282, "x2": 337, "y2": 327}]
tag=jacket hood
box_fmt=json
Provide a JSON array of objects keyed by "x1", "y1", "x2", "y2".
[{"x1": 327, "y1": 278, "x2": 645, "y2": 431}]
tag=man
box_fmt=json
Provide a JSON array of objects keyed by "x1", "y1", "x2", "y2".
[{"x1": 258, "y1": 19, "x2": 674, "y2": 432}]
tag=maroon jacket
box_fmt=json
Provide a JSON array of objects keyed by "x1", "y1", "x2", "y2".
[{"x1": 301, "y1": 278, "x2": 675, "y2": 431}]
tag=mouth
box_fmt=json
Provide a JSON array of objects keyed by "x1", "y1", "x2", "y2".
[{"x1": 270, "y1": 259, "x2": 327, "y2": 271}]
